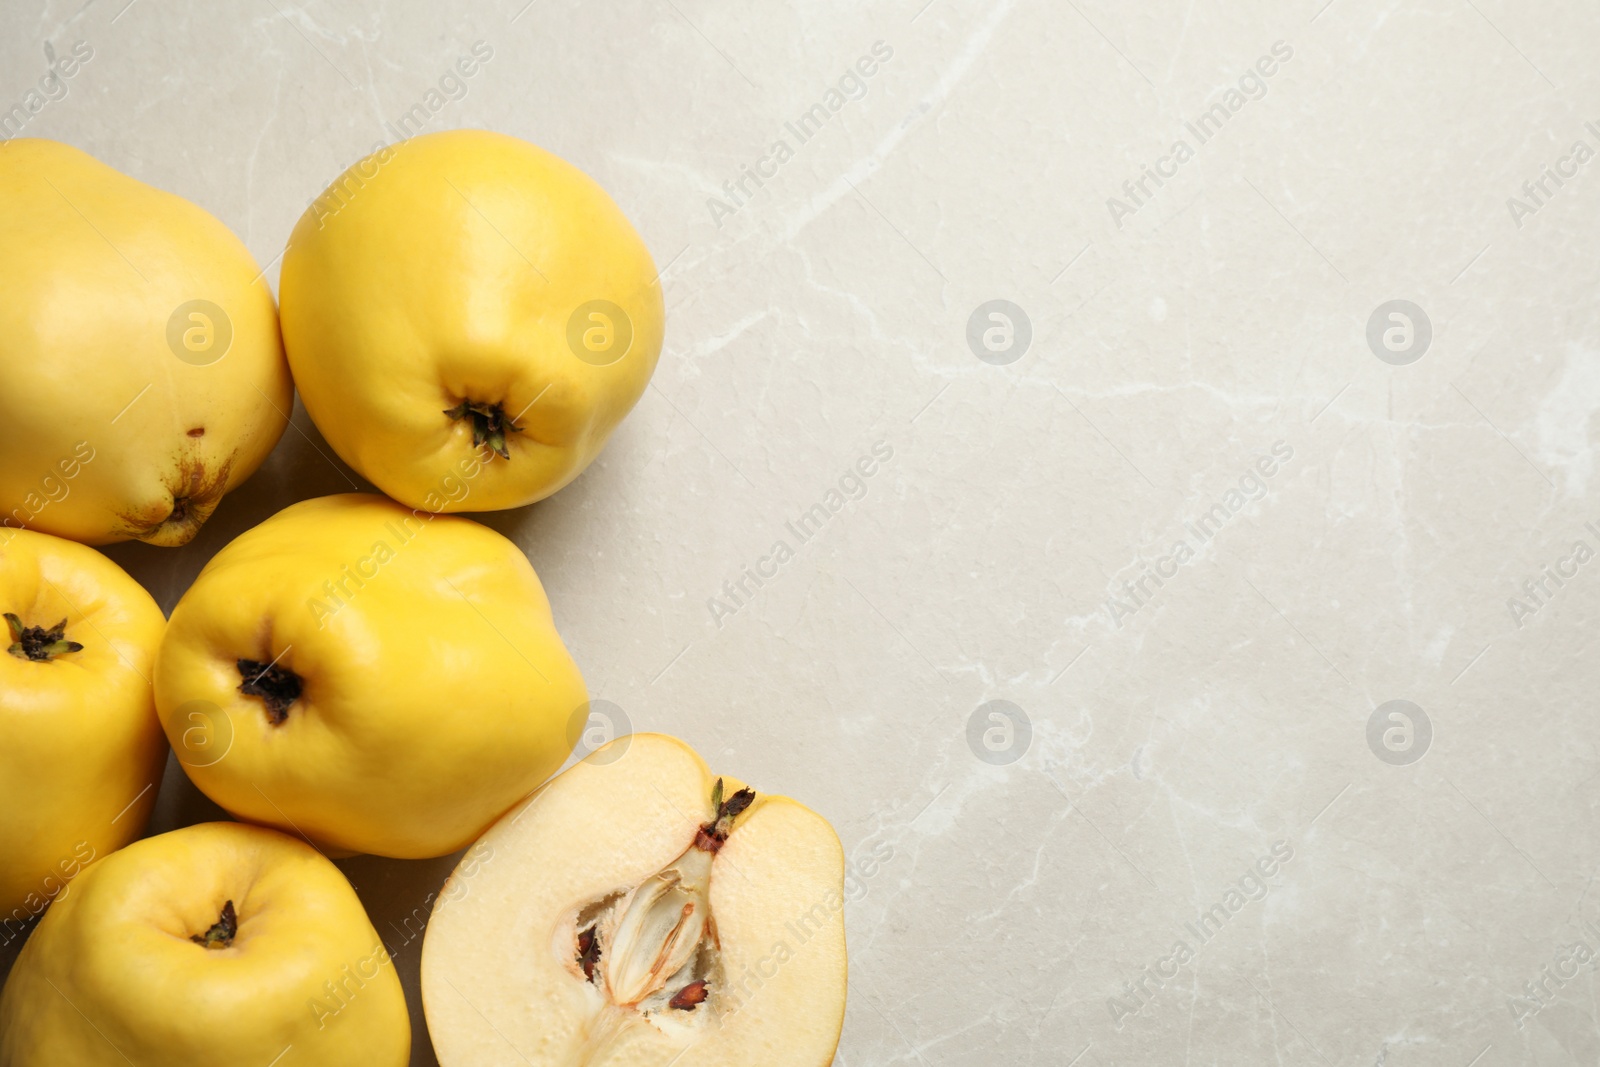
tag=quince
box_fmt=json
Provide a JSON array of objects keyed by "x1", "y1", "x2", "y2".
[
  {"x1": 0, "y1": 139, "x2": 292, "y2": 546},
  {"x1": 280, "y1": 129, "x2": 663, "y2": 513}
]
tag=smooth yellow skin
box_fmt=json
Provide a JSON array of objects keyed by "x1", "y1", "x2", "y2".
[
  {"x1": 153, "y1": 494, "x2": 588, "y2": 858},
  {"x1": 0, "y1": 139, "x2": 292, "y2": 546},
  {"x1": 279, "y1": 129, "x2": 664, "y2": 513},
  {"x1": 0, "y1": 528, "x2": 166, "y2": 922},
  {"x1": 0, "y1": 822, "x2": 410, "y2": 1066}
]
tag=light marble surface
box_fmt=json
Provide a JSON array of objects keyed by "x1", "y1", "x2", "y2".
[{"x1": 5, "y1": 0, "x2": 1600, "y2": 1063}]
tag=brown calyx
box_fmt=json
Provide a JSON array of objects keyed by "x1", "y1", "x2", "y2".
[
  {"x1": 5, "y1": 614, "x2": 82, "y2": 662},
  {"x1": 693, "y1": 779, "x2": 756, "y2": 855},
  {"x1": 191, "y1": 900, "x2": 238, "y2": 949},
  {"x1": 238, "y1": 658, "x2": 301, "y2": 724},
  {"x1": 126, "y1": 455, "x2": 234, "y2": 547},
  {"x1": 444, "y1": 399, "x2": 522, "y2": 460}
]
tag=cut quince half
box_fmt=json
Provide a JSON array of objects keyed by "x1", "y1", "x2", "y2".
[{"x1": 420, "y1": 733, "x2": 847, "y2": 1066}]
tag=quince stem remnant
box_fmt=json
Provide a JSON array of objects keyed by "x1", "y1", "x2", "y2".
[
  {"x1": 5, "y1": 614, "x2": 83, "y2": 662},
  {"x1": 237, "y1": 658, "x2": 302, "y2": 724},
  {"x1": 191, "y1": 900, "x2": 238, "y2": 949},
  {"x1": 444, "y1": 399, "x2": 522, "y2": 460}
]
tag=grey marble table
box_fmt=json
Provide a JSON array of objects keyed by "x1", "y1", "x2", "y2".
[{"x1": 5, "y1": 0, "x2": 1600, "y2": 1064}]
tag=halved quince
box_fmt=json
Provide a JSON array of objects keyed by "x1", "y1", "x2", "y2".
[{"x1": 420, "y1": 733, "x2": 847, "y2": 1066}]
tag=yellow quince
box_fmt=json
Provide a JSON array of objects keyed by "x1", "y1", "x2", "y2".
[
  {"x1": 0, "y1": 822, "x2": 410, "y2": 1066},
  {"x1": 0, "y1": 139, "x2": 292, "y2": 546},
  {"x1": 0, "y1": 528, "x2": 166, "y2": 926},
  {"x1": 152, "y1": 493, "x2": 587, "y2": 858},
  {"x1": 279, "y1": 129, "x2": 664, "y2": 514}
]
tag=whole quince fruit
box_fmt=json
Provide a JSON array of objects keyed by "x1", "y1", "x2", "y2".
[
  {"x1": 422, "y1": 734, "x2": 848, "y2": 1067},
  {"x1": 0, "y1": 528, "x2": 166, "y2": 926},
  {"x1": 152, "y1": 493, "x2": 587, "y2": 858},
  {"x1": 0, "y1": 139, "x2": 292, "y2": 546},
  {"x1": 279, "y1": 129, "x2": 664, "y2": 514},
  {"x1": 0, "y1": 822, "x2": 410, "y2": 1066}
]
